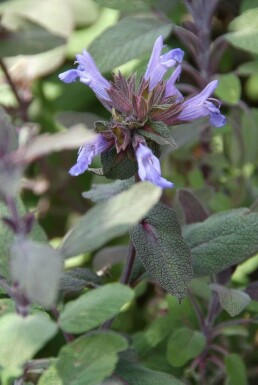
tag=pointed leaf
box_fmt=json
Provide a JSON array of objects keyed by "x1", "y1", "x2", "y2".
[
  {"x1": 61, "y1": 182, "x2": 161, "y2": 258},
  {"x1": 60, "y1": 283, "x2": 134, "y2": 334},
  {"x1": 130, "y1": 203, "x2": 192, "y2": 300},
  {"x1": 210, "y1": 284, "x2": 251, "y2": 317},
  {"x1": 184, "y1": 208, "x2": 258, "y2": 277},
  {"x1": 225, "y1": 354, "x2": 247, "y2": 385},
  {"x1": 167, "y1": 327, "x2": 205, "y2": 367},
  {"x1": 177, "y1": 189, "x2": 209, "y2": 224},
  {"x1": 82, "y1": 178, "x2": 134, "y2": 203}
]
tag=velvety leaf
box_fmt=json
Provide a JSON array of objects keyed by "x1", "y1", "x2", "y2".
[
  {"x1": 139, "y1": 121, "x2": 177, "y2": 147},
  {"x1": 225, "y1": 8, "x2": 258, "y2": 54},
  {"x1": 42, "y1": 332, "x2": 128, "y2": 385},
  {"x1": 166, "y1": 327, "x2": 206, "y2": 367},
  {"x1": 0, "y1": 198, "x2": 46, "y2": 279},
  {"x1": 225, "y1": 354, "x2": 247, "y2": 385},
  {"x1": 89, "y1": 15, "x2": 172, "y2": 72},
  {"x1": 60, "y1": 283, "x2": 134, "y2": 333},
  {"x1": 177, "y1": 189, "x2": 209, "y2": 224},
  {"x1": 101, "y1": 147, "x2": 137, "y2": 180},
  {"x1": 60, "y1": 267, "x2": 102, "y2": 295},
  {"x1": 116, "y1": 361, "x2": 184, "y2": 385},
  {"x1": 210, "y1": 284, "x2": 251, "y2": 317},
  {"x1": 94, "y1": 0, "x2": 153, "y2": 12},
  {"x1": 0, "y1": 19, "x2": 66, "y2": 57},
  {"x1": 130, "y1": 203, "x2": 192, "y2": 300},
  {"x1": 0, "y1": 314, "x2": 57, "y2": 379},
  {"x1": 10, "y1": 237, "x2": 62, "y2": 308},
  {"x1": 61, "y1": 182, "x2": 161, "y2": 258},
  {"x1": 215, "y1": 73, "x2": 241, "y2": 105},
  {"x1": 184, "y1": 208, "x2": 258, "y2": 277},
  {"x1": 16, "y1": 125, "x2": 96, "y2": 164},
  {"x1": 82, "y1": 178, "x2": 134, "y2": 203}
]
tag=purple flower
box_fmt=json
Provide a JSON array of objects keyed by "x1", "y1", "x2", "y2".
[
  {"x1": 69, "y1": 134, "x2": 110, "y2": 176},
  {"x1": 178, "y1": 80, "x2": 226, "y2": 127},
  {"x1": 135, "y1": 143, "x2": 173, "y2": 189},
  {"x1": 144, "y1": 36, "x2": 184, "y2": 91},
  {"x1": 59, "y1": 49, "x2": 111, "y2": 101}
]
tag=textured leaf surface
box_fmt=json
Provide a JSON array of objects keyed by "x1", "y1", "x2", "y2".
[
  {"x1": 130, "y1": 204, "x2": 192, "y2": 300},
  {"x1": 41, "y1": 332, "x2": 128, "y2": 385},
  {"x1": 0, "y1": 198, "x2": 46, "y2": 279},
  {"x1": 215, "y1": 73, "x2": 241, "y2": 104},
  {"x1": 61, "y1": 182, "x2": 161, "y2": 258},
  {"x1": 11, "y1": 238, "x2": 62, "y2": 308},
  {"x1": 60, "y1": 283, "x2": 134, "y2": 333},
  {"x1": 0, "y1": 314, "x2": 57, "y2": 379},
  {"x1": 210, "y1": 284, "x2": 251, "y2": 317},
  {"x1": 94, "y1": 0, "x2": 153, "y2": 11},
  {"x1": 183, "y1": 208, "x2": 258, "y2": 277},
  {"x1": 89, "y1": 15, "x2": 172, "y2": 72},
  {"x1": 82, "y1": 178, "x2": 134, "y2": 203},
  {"x1": 0, "y1": 20, "x2": 66, "y2": 57},
  {"x1": 101, "y1": 147, "x2": 137, "y2": 180},
  {"x1": 167, "y1": 327, "x2": 205, "y2": 367},
  {"x1": 60, "y1": 267, "x2": 102, "y2": 295},
  {"x1": 225, "y1": 354, "x2": 247, "y2": 385},
  {"x1": 116, "y1": 361, "x2": 184, "y2": 385}
]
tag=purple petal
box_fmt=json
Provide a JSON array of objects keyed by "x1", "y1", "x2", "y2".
[
  {"x1": 178, "y1": 80, "x2": 226, "y2": 127},
  {"x1": 135, "y1": 144, "x2": 173, "y2": 189},
  {"x1": 144, "y1": 36, "x2": 185, "y2": 90},
  {"x1": 59, "y1": 49, "x2": 111, "y2": 102},
  {"x1": 165, "y1": 65, "x2": 183, "y2": 100},
  {"x1": 69, "y1": 134, "x2": 110, "y2": 176}
]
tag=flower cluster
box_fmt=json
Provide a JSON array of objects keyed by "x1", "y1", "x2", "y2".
[{"x1": 59, "y1": 36, "x2": 225, "y2": 188}]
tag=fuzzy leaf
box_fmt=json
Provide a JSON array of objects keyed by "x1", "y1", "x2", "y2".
[
  {"x1": 167, "y1": 328, "x2": 205, "y2": 367},
  {"x1": 60, "y1": 283, "x2": 134, "y2": 333},
  {"x1": 61, "y1": 182, "x2": 161, "y2": 258},
  {"x1": 130, "y1": 203, "x2": 192, "y2": 300},
  {"x1": 89, "y1": 15, "x2": 172, "y2": 72},
  {"x1": 210, "y1": 284, "x2": 251, "y2": 317},
  {"x1": 184, "y1": 208, "x2": 258, "y2": 277},
  {"x1": 0, "y1": 314, "x2": 57, "y2": 379},
  {"x1": 41, "y1": 332, "x2": 128, "y2": 385},
  {"x1": 82, "y1": 178, "x2": 134, "y2": 203},
  {"x1": 139, "y1": 121, "x2": 177, "y2": 147},
  {"x1": 94, "y1": 0, "x2": 153, "y2": 12},
  {"x1": 10, "y1": 237, "x2": 62, "y2": 308},
  {"x1": 101, "y1": 147, "x2": 137, "y2": 180}
]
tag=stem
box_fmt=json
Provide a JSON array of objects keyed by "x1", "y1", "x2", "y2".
[
  {"x1": 188, "y1": 290, "x2": 205, "y2": 331},
  {"x1": 51, "y1": 307, "x2": 74, "y2": 343},
  {"x1": 119, "y1": 243, "x2": 136, "y2": 285},
  {"x1": 212, "y1": 318, "x2": 257, "y2": 338}
]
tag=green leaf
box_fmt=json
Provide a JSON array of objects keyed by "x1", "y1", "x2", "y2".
[
  {"x1": 166, "y1": 327, "x2": 206, "y2": 367},
  {"x1": 0, "y1": 198, "x2": 46, "y2": 279},
  {"x1": 209, "y1": 284, "x2": 251, "y2": 317},
  {"x1": 139, "y1": 121, "x2": 177, "y2": 147},
  {"x1": 82, "y1": 178, "x2": 134, "y2": 203},
  {"x1": 169, "y1": 118, "x2": 207, "y2": 149},
  {"x1": 225, "y1": 8, "x2": 258, "y2": 54},
  {"x1": 42, "y1": 332, "x2": 128, "y2": 385},
  {"x1": 61, "y1": 182, "x2": 161, "y2": 258},
  {"x1": 101, "y1": 147, "x2": 138, "y2": 180},
  {"x1": 94, "y1": 0, "x2": 153, "y2": 12},
  {"x1": 225, "y1": 354, "x2": 247, "y2": 385},
  {"x1": 130, "y1": 203, "x2": 192, "y2": 300},
  {"x1": 237, "y1": 61, "x2": 258, "y2": 75},
  {"x1": 0, "y1": 314, "x2": 57, "y2": 379},
  {"x1": 10, "y1": 237, "x2": 62, "y2": 308},
  {"x1": 60, "y1": 267, "x2": 102, "y2": 295},
  {"x1": 183, "y1": 208, "x2": 258, "y2": 277},
  {"x1": 116, "y1": 361, "x2": 184, "y2": 385},
  {"x1": 89, "y1": 15, "x2": 172, "y2": 72},
  {"x1": 0, "y1": 19, "x2": 66, "y2": 57},
  {"x1": 215, "y1": 73, "x2": 241, "y2": 105},
  {"x1": 60, "y1": 283, "x2": 134, "y2": 333}
]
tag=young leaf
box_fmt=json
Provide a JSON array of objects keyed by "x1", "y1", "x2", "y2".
[
  {"x1": 225, "y1": 354, "x2": 248, "y2": 385},
  {"x1": 184, "y1": 208, "x2": 258, "y2": 277},
  {"x1": 60, "y1": 283, "x2": 134, "y2": 333},
  {"x1": 0, "y1": 314, "x2": 57, "y2": 380},
  {"x1": 40, "y1": 332, "x2": 128, "y2": 385},
  {"x1": 130, "y1": 203, "x2": 192, "y2": 301},
  {"x1": 210, "y1": 284, "x2": 251, "y2": 317},
  {"x1": 166, "y1": 328, "x2": 206, "y2": 367},
  {"x1": 61, "y1": 182, "x2": 161, "y2": 258},
  {"x1": 10, "y1": 237, "x2": 62, "y2": 308},
  {"x1": 89, "y1": 15, "x2": 172, "y2": 72}
]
